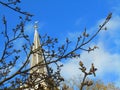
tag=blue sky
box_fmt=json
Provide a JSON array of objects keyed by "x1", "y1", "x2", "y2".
[
  {"x1": 0, "y1": 0, "x2": 120, "y2": 88},
  {"x1": 20, "y1": 0, "x2": 112, "y2": 36}
]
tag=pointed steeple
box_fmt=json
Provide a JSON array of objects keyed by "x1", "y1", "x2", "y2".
[
  {"x1": 30, "y1": 21, "x2": 46, "y2": 73},
  {"x1": 29, "y1": 22, "x2": 59, "y2": 90}
]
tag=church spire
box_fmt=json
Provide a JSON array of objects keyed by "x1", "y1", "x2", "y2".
[{"x1": 30, "y1": 21, "x2": 46, "y2": 73}]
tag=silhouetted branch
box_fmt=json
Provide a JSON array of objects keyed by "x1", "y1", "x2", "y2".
[
  {"x1": 0, "y1": 1, "x2": 33, "y2": 16},
  {"x1": 0, "y1": 1, "x2": 112, "y2": 89}
]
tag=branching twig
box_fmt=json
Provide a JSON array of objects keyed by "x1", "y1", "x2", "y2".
[{"x1": 0, "y1": 1, "x2": 33, "y2": 16}]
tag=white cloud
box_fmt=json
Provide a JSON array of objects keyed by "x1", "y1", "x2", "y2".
[
  {"x1": 98, "y1": 14, "x2": 120, "y2": 38},
  {"x1": 61, "y1": 59, "x2": 80, "y2": 80},
  {"x1": 81, "y1": 43, "x2": 120, "y2": 75},
  {"x1": 98, "y1": 15, "x2": 120, "y2": 53},
  {"x1": 61, "y1": 43, "x2": 120, "y2": 87},
  {"x1": 61, "y1": 14, "x2": 120, "y2": 87}
]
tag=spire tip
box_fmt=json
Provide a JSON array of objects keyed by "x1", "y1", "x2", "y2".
[{"x1": 34, "y1": 21, "x2": 39, "y2": 30}]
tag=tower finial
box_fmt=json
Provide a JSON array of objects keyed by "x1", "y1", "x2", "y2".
[{"x1": 34, "y1": 21, "x2": 39, "y2": 30}]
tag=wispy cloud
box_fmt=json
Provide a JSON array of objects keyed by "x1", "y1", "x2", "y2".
[
  {"x1": 98, "y1": 14, "x2": 120, "y2": 53},
  {"x1": 61, "y1": 59, "x2": 80, "y2": 80},
  {"x1": 61, "y1": 13, "x2": 120, "y2": 87}
]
